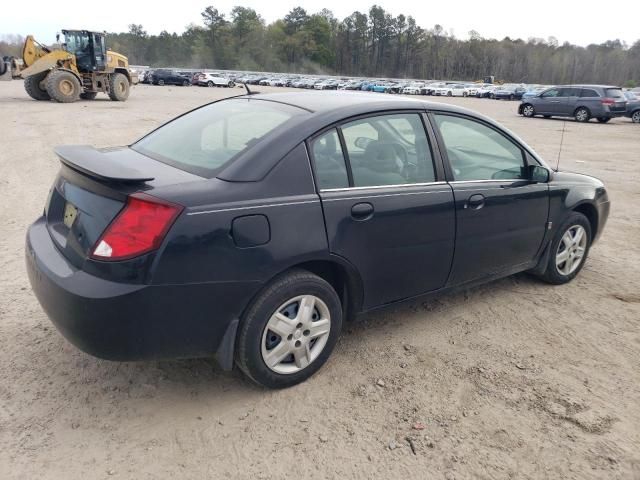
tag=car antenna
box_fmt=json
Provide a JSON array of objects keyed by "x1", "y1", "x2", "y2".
[
  {"x1": 555, "y1": 120, "x2": 567, "y2": 172},
  {"x1": 243, "y1": 82, "x2": 256, "y2": 95}
]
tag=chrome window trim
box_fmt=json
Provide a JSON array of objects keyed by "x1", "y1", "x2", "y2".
[
  {"x1": 448, "y1": 179, "x2": 526, "y2": 184},
  {"x1": 319, "y1": 181, "x2": 448, "y2": 193},
  {"x1": 187, "y1": 199, "x2": 320, "y2": 216},
  {"x1": 322, "y1": 190, "x2": 452, "y2": 202}
]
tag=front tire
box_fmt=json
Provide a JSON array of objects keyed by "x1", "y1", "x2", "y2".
[
  {"x1": 236, "y1": 270, "x2": 343, "y2": 389},
  {"x1": 24, "y1": 72, "x2": 51, "y2": 101},
  {"x1": 632, "y1": 110, "x2": 640, "y2": 123},
  {"x1": 108, "y1": 73, "x2": 130, "y2": 101},
  {"x1": 522, "y1": 104, "x2": 535, "y2": 117},
  {"x1": 45, "y1": 70, "x2": 81, "y2": 103},
  {"x1": 537, "y1": 212, "x2": 591, "y2": 285},
  {"x1": 574, "y1": 107, "x2": 591, "y2": 123}
]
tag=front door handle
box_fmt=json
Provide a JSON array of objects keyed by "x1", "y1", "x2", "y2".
[
  {"x1": 351, "y1": 202, "x2": 374, "y2": 220},
  {"x1": 465, "y1": 194, "x2": 485, "y2": 210}
]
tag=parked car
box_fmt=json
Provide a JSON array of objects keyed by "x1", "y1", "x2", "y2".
[
  {"x1": 522, "y1": 86, "x2": 547, "y2": 100},
  {"x1": 343, "y1": 81, "x2": 364, "y2": 90},
  {"x1": 26, "y1": 91, "x2": 609, "y2": 389},
  {"x1": 434, "y1": 83, "x2": 467, "y2": 96},
  {"x1": 151, "y1": 69, "x2": 191, "y2": 86},
  {"x1": 141, "y1": 70, "x2": 156, "y2": 84},
  {"x1": 623, "y1": 91, "x2": 640, "y2": 123},
  {"x1": 422, "y1": 82, "x2": 444, "y2": 95},
  {"x1": 465, "y1": 84, "x2": 483, "y2": 97},
  {"x1": 199, "y1": 73, "x2": 235, "y2": 88},
  {"x1": 493, "y1": 84, "x2": 527, "y2": 100},
  {"x1": 476, "y1": 84, "x2": 498, "y2": 98},
  {"x1": 402, "y1": 82, "x2": 425, "y2": 95},
  {"x1": 519, "y1": 85, "x2": 628, "y2": 122}
]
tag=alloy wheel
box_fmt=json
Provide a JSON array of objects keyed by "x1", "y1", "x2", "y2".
[
  {"x1": 575, "y1": 108, "x2": 589, "y2": 122},
  {"x1": 523, "y1": 105, "x2": 535, "y2": 117},
  {"x1": 556, "y1": 225, "x2": 587, "y2": 275},
  {"x1": 261, "y1": 295, "x2": 331, "y2": 374}
]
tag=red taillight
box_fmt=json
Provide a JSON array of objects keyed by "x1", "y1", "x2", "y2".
[
  {"x1": 601, "y1": 97, "x2": 615, "y2": 106},
  {"x1": 91, "y1": 193, "x2": 183, "y2": 261}
]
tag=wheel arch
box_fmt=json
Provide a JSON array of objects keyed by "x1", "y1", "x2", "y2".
[{"x1": 572, "y1": 202, "x2": 599, "y2": 240}]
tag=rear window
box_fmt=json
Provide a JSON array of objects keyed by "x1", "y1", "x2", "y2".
[
  {"x1": 605, "y1": 88, "x2": 624, "y2": 99},
  {"x1": 132, "y1": 99, "x2": 302, "y2": 178}
]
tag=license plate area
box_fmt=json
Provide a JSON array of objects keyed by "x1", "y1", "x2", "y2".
[{"x1": 63, "y1": 202, "x2": 78, "y2": 228}]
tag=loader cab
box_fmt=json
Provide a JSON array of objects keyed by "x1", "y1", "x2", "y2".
[{"x1": 61, "y1": 30, "x2": 106, "y2": 72}]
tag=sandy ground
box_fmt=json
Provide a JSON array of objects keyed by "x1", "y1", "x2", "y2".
[{"x1": 0, "y1": 81, "x2": 639, "y2": 480}]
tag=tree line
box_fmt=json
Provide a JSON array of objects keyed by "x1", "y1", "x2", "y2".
[{"x1": 3, "y1": 6, "x2": 639, "y2": 86}]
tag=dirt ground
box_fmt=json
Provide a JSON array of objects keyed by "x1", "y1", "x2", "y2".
[{"x1": 1, "y1": 81, "x2": 639, "y2": 480}]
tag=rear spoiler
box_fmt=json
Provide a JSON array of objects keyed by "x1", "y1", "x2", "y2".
[{"x1": 55, "y1": 145, "x2": 155, "y2": 183}]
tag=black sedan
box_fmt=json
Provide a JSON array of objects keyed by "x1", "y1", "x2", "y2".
[{"x1": 26, "y1": 92, "x2": 610, "y2": 388}]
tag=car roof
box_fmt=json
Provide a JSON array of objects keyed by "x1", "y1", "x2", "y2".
[
  {"x1": 563, "y1": 84, "x2": 620, "y2": 89},
  {"x1": 241, "y1": 91, "x2": 468, "y2": 115}
]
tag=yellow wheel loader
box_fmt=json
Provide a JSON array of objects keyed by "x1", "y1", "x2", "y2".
[{"x1": 1, "y1": 30, "x2": 131, "y2": 103}]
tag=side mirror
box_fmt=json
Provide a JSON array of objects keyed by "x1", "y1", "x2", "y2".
[
  {"x1": 354, "y1": 137, "x2": 373, "y2": 150},
  {"x1": 528, "y1": 165, "x2": 550, "y2": 183}
]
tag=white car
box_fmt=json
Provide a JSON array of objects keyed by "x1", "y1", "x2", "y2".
[
  {"x1": 433, "y1": 84, "x2": 455, "y2": 96},
  {"x1": 476, "y1": 84, "x2": 499, "y2": 98},
  {"x1": 465, "y1": 84, "x2": 483, "y2": 96},
  {"x1": 198, "y1": 73, "x2": 235, "y2": 88},
  {"x1": 402, "y1": 82, "x2": 425, "y2": 95}
]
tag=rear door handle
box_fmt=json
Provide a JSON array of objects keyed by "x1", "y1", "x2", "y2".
[
  {"x1": 351, "y1": 202, "x2": 374, "y2": 220},
  {"x1": 465, "y1": 194, "x2": 485, "y2": 210}
]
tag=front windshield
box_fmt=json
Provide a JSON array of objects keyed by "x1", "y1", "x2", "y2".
[
  {"x1": 64, "y1": 32, "x2": 90, "y2": 55},
  {"x1": 132, "y1": 98, "x2": 304, "y2": 178}
]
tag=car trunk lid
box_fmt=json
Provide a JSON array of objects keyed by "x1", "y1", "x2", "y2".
[{"x1": 46, "y1": 145, "x2": 202, "y2": 268}]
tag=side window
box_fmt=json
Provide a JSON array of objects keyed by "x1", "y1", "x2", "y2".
[
  {"x1": 541, "y1": 88, "x2": 560, "y2": 98},
  {"x1": 580, "y1": 89, "x2": 599, "y2": 98},
  {"x1": 341, "y1": 113, "x2": 435, "y2": 187},
  {"x1": 310, "y1": 129, "x2": 349, "y2": 190},
  {"x1": 433, "y1": 114, "x2": 525, "y2": 181}
]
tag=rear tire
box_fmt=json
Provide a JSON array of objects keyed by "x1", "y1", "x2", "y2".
[
  {"x1": 236, "y1": 270, "x2": 343, "y2": 389},
  {"x1": 227, "y1": 81, "x2": 234, "y2": 88},
  {"x1": 80, "y1": 91, "x2": 98, "y2": 100},
  {"x1": 574, "y1": 107, "x2": 591, "y2": 123},
  {"x1": 45, "y1": 70, "x2": 81, "y2": 103},
  {"x1": 182, "y1": 80, "x2": 189, "y2": 86},
  {"x1": 632, "y1": 110, "x2": 640, "y2": 123},
  {"x1": 108, "y1": 73, "x2": 130, "y2": 101},
  {"x1": 596, "y1": 117, "x2": 610, "y2": 123},
  {"x1": 24, "y1": 72, "x2": 51, "y2": 101},
  {"x1": 536, "y1": 212, "x2": 591, "y2": 285},
  {"x1": 207, "y1": 81, "x2": 214, "y2": 87}
]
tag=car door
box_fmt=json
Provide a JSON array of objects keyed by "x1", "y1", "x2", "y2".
[
  {"x1": 537, "y1": 87, "x2": 563, "y2": 115},
  {"x1": 309, "y1": 112, "x2": 456, "y2": 309},
  {"x1": 561, "y1": 87, "x2": 581, "y2": 116},
  {"x1": 430, "y1": 112, "x2": 549, "y2": 286}
]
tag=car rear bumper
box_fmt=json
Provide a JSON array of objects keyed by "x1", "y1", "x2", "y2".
[{"x1": 26, "y1": 216, "x2": 258, "y2": 366}]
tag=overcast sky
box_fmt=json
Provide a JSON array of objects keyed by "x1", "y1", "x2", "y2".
[{"x1": 1, "y1": 0, "x2": 637, "y2": 47}]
